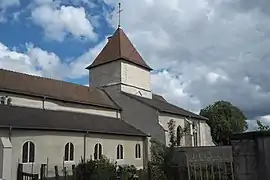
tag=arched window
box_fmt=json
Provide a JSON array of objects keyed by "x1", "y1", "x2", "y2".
[
  {"x1": 135, "y1": 144, "x2": 141, "y2": 159},
  {"x1": 64, "y1": 142, "x2": 74, "y2": 161},
  {"x1": 94, "y1": 143, "x2": 102, "y2": 160},
  {"x1": 117, "y1": 145, "x2": 123, "y2": 159},
  {"x1": 177, "y1": 126, "x2": 183, "y2": 146},
  {"x1": 22, "y1": 141, "x2": 35, "y2": 163},
  {"x1": 194, "y1": 132, "x2": 198, "y2": 147}
]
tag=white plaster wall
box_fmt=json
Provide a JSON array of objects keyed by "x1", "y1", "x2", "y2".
[
  {"x1": 199, "y1": 121, "x2": 215, "y2": 146},
  {"x1": 44, "y1": 100, "x2": 119, "y2": 118},
  {"x1": 158, "y1": 113, "x2": 214, "y2": 147},
  {"x1": 0, "y1": 137, "x2": 12, "y2": 180},
  {"x1": 158, "y1": 113, "x2": 187, "y2": 147},
  {"x1": 121, "y1": 62, "x2": 151, "y2": 92},
  {"x1": 0, "y1": 140, "x2": 3, "y2": 178},
  {"x1": 0, "y1": 92, "x2": 119, "y2": 118},
  {"x1": 0, "y1": 92, "x2": 42, "y2": 109},
  {"x1": 120, "y1": 84, "x2": 152, "y2": 99},
  {"x1": 90, "y1": 61, "x2": 121, "y2": 87},
  {"x1": 10, "y1": 130, "x2": 145, "y2": 180}
]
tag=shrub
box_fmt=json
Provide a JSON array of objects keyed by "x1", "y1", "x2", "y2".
[{"x1": 75, "y1": 156, "x2": 117, "y2": 180}]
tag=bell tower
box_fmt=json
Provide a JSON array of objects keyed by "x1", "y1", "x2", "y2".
[{"x1": 86, "y1": 28, "x2": 153, "y2": 99}]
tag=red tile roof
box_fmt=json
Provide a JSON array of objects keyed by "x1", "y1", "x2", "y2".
[{"x1": 86, "y1": 28, "x2": 152, "y2": 70}]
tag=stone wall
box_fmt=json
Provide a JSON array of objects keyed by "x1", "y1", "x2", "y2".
[{"x1": 231, "y1": 131, "x2": 270, "y2": 180}]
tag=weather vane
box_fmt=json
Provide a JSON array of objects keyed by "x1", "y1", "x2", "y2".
[{"x1": 117, "y1": 3, "x2": 123, "y2": 28}]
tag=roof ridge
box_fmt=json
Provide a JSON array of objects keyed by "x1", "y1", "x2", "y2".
[
  {"x1": 121, "y1": 92, "x2": 160, "y2": 110},
  {"x1": 99, "y1": 88, "x2": 122, "y2": 111}
]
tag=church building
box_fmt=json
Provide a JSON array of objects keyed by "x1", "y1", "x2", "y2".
[{"x1": 0, "y1": 27, "x2": 214, "y2": 180}]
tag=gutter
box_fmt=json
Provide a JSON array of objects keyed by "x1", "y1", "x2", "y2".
[{"x1": 0, "y1": 126, "x2": 147, "y2": 137}]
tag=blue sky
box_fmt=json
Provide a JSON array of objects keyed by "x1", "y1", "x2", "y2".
[
  {"x1": 0, "y1": 0, "x2": 117, "y2": 85},
  {"x1": 1, "y1": 0, "x2": 270, "y2": 129}
]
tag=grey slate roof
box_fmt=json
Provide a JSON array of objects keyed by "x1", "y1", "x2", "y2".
[
  {"x1": 0, "y1": 105, "x2": 146, "y2": 137},
  {"x1": 123, "y1": 92, "x2": 208, "y2": 120}
]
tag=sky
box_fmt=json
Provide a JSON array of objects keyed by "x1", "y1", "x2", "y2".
[{"x1": 0, "y1": 0, "x2": 270, "y2": 130}]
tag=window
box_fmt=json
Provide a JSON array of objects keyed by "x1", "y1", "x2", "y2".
[
  {"x1": 7, "y1": 97, "x2": 12, "y2": 105},
  {"x1": 117, "y1": 145, "x2": 123, "y2": 159},
  {"x1": 94, "y1": 143, "x2": 102, "y2": 160},
  {"x1": 194, "y1": 132, "x2": 198, "y2": 147},
  {"x1": 0, "y1": 97, "x2": 5, "y2": 104},
  {"x1": 193, "y1": 122, "x2": 198, "y2": 147},
  {"x1": 135, "y1": 144, "x2": 141, "y2": 159},
  {"x1": 177, "y1": 126, "x2": 183, "y2": 146},
  {"x1": 64, "y1": 143, "x2": 74, "y2": 161},
  {"x1": 22, "y1": 141, "x2": 35, "y2": 163}
]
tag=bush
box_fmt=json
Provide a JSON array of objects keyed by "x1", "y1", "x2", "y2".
[
  {"x1": 75, "y1": 156, "x2": 146, "y2": 180},
  {"x1": 76, "y1": 156, "x2": 117, "y2": 180}
]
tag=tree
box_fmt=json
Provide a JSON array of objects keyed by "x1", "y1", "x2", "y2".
[
  {"x1": 257, "y1": 120, "x2": 270, "y2": 131},
  {"x1": 199, "y1": 100, "x2": 248, "y2": 145}
]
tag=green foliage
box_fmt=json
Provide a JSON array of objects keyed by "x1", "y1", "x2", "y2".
[
  {"x1": 257, "y1": 120, "x2": 270, "y2": 131},
  {"x1": 200, "y1": 100, "x2": 248, "y2": 145},
  {"x1": 76, "y1": 156, "x2": 117, "y2": 180},
  {"x1": 148, "y1": 119, "x2": 188, "y2": 180},
  {"x1": 75, "y1": 156, "x2": 143, "y2": 180},
  {"x1": 117, "y1": 165, "x2": 137, "y2": 180}
]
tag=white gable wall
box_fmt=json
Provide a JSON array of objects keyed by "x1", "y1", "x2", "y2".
[
  {"x1": 9, "y1": 130, "x2": 146, "y2": 179},
  {"x1": 199, "y1": 121, "x2": 215, "y2": 146},
  {"x1": 158, "y1": 113, "x2": 214, "y2": 147},
  {"x1": 158, "y1": 113, "x2": 189, "y2": 147},
  {"x1": 0, "y1": 92, "x2": 120, "y2": 118},
  {"x1": 120, "y1": 61, "x2": 152, "y2": 98}
]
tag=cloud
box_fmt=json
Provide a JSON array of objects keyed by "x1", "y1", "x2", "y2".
[
  {"x1": 0, "y1": 0, "x2": 20, "y2": 23},
  {"x1": 31, "y1": 3, "x2": 96, "y2": 41},
  {"x1": 102, "y1": 0, "x2": 270, "y2": 121},
  {"x1": 0, "y1": 39, "x2": 106, "y2": 80},
  {"x1": 0, "y1": 0, "x2": 19, "y2": 9},
  {"x1": 0, "y1": 42, "x2": 69, "y2": 79}
]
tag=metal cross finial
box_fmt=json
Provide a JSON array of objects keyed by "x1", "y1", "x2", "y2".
[{"x1": 117, "y1": 2, "x2": 123, "y2": 28}]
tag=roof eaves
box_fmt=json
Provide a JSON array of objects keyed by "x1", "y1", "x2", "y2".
[
  {"x1": 0, "y1": 125, "x2": 147, "y2": 137},
  {"x1": 159, "y1": 110, "x2": 208, "y2": 121},
  {"x1": 86, "y1": 58, "x2": 152, "y2": 71}
]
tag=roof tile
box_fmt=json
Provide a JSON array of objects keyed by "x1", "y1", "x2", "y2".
[
  {"x1": 0, "y1": 105, "x2": 146, "y2": 137},
  {"x1": 0, "y1": 69, "x2": 119, "y2": 109},
  {"x1": 86, "y1": 28, "x2": 152, "y2": 70}
]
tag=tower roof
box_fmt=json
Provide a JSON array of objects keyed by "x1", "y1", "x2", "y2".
[{"x1": 86, "y1": 28, "x2": 152, "y2": 70}]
